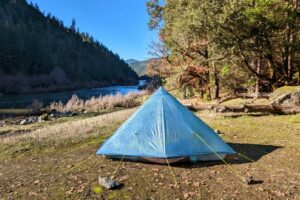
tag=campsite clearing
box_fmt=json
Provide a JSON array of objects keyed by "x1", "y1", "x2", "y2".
[{"x1": 0, "y1": 108, "x2": 299, "y2": 199}]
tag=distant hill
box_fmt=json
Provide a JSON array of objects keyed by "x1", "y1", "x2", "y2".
[
  {"x1": 0, "y1": 0, "x2": 138, "y2": 94},
  {"x1": 126, "y1": 59, "x2": 148, "y2": 76}
]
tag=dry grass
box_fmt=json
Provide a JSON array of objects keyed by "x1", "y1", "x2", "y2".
[
  {"x1": 49, "y1": 92, "x2": 144, "y2": 113},
  {"x1": 1, "y1": 94, "x2": 299, "y2": 199},
  {"x1": 0, "y1": 109, "x2": 299, "y2": 199},
  {"x1": 27, "y1": 99, "x2": 44, "y2": 114},
  {"x1": 0, "y1": 108, "x2": 136, "y2": 144}
]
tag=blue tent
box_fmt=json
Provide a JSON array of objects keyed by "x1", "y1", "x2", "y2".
[{"x1": 96, "y1": 87, "x2": 236, "y2": 163}]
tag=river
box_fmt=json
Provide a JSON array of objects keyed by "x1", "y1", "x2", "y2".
[{"x1": 0, "y1": 80, "x2": 146, "y2": 109}]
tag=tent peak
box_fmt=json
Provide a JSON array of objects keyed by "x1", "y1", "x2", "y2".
[{"x1": 154, "y1": 86, "x2": 170, "y2": 96}]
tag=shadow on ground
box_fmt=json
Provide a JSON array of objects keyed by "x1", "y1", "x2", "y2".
[
  {"x1": 176, "y1": 142, "x2": 282, "y2": 168},
  {"x1": 107, "y1": 143, "x2": 282, "y2": 168}
]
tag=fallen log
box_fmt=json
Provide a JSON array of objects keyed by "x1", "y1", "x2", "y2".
[
  {"x1": 217, "y1": 93, "x2": 270, "y2": 104},
  {"x1": 186, "y1": 104, "x2": 300, "y2": 115}
]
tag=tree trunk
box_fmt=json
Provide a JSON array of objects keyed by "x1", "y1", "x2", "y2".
[
  {"x1": 205, "y1": 50, "x2": 211, "y2": 100},
  {"x1": 298, "y1": 66, "x2": 300, "y2": 85},
  {"x1": 206, "y1": 72, "x2": 211, "y2": 100},
  {"x1": 255, "y1": 58, "x2": 261, "y2": 95},
  {"x1": 287, "y1": 52, "x2": 293, "y2": 82},
  {"x1": 212, "y1": 62, "x2": 220, "y2": 99},
  {"x1": 199, "y1": 78, "x2": 204, "y2": 99},
  {"x1": 286, "y1": 28, "x2": 292, "y2": 83},
  {"x1": 287, "y1": 0, "x2": 298, "y2": 83},
  {"x1": 293, "y1": 0, "x2": 300, "y2": 85}
]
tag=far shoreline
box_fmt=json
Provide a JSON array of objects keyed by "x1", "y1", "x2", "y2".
[{"x1": 0, "y1": 80, "x2": 147, "y2": 109}]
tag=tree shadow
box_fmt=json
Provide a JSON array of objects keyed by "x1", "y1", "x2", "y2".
[{"x1": 175, "y1": 142, "x2": 282, "y2": 168}]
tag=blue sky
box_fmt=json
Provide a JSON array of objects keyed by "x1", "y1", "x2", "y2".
[{"x1": 28, "y1": 0, "x2": 158, "y2": 61}]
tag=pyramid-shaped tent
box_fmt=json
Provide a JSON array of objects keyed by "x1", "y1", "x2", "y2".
[{"x1": 97, "y1": 87, "x2": 235, "y2": 163}]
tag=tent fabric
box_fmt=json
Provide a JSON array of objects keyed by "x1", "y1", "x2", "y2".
[{"x1": 96, "y1": 87, "x2": 236, "y2": 160}]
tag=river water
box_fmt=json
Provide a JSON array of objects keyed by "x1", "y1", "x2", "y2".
[{"x1": 0, "y1": 80, "x2": 146, "y2": 109}]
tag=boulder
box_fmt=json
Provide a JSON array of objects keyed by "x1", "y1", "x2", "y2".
[
  {"x1": 20, "y1": 116, "x2": 38, "y2": 125},
  {"x1": 28, "y1": 116, "x2": 38, "y2": 123},
  {"x1": 38, "y1": 113, "x2": 49, "y2": 122},
  {"x1": 269, "y1": 86, "x2": 300, "y2": 106}
]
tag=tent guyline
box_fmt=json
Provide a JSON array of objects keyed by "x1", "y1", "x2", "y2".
[
  {"x1": 165, "y1": 158, "x2": 183, "y2": 198},
  {"x1": 193, "y1": 132, "x2": 245, "y2": 182},
  {"x1": 237, "y1": 153, "x2": 273, "y2": 173},
  {"x1": 193, "y1": 132, "x2": 277, "y2": 182},
  {"x1": 64, "y1": 155, "x2": 93, "y2": 174},
  {"x1": 237, "y1": 146, "x2": 285, "y2": 175},
  {"x1": 166, "y1": 158, "x2": 179, "y2": 187},
  {"x1": 111, "y1": 155, "x2": 125, "y2": 179}
]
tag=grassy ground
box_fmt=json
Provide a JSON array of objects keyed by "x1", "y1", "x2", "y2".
[{"x1": 0, "y1": 104, "x2": 299, "y2": 199}]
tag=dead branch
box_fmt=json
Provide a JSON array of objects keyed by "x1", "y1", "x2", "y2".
[
  {"x1": 217, "y1": 93, "x2": 270, "y2": 104},
  {"x1": 185, "y1": 104, "x2": 300, "y2": 115}
]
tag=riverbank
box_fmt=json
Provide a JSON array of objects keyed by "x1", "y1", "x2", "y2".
[
  {"x1": 0, "y1": 81, "x2": 147, "y2": 109},
  {"x1": 0, "y1": 91, "x2": 145, "y2": 126}
]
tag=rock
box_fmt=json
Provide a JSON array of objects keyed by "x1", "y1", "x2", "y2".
[
  {"x1": 269, "y1": 86, "x2": 300, "y2": 106},
  {"x1": 49, "y1": 113, "x2": 60, "y2": 119},
  {"x1": 0, "y1": 121, "x2": 5, "y2": 127},
  {"x1": 20, "y1": 119, "x2": 27, "y2": 125},
  {"x1": 20, "y1": 116, "x2": 39, "y2": 125},
  {"x1": 215, "y1": 129, "x2": 222, "y2": 134},
  {"x1": 48, "y1": 110, "x2": 62, "y2": 119},
  {"x1": 98, "y1": 176, "x2": 121, "y2": 190},
  {"x1": 70, "y1": 112, "x2": 78, "y2": 117},
  {"x1": 47, "y1": 110, "x2": 78, "y2": 119},
  {"x1": 28, "y1": 116, "x2": 38, "y2": 123},
  {"x1": 243, "y1": 176, "x2": 262, "y2": 185},
  {"x1": 38, "y1": 113, "x2": 49, "y2": 122},
  {"x1": 243, "y1": 176, "x2": 254, "y2": 184}
]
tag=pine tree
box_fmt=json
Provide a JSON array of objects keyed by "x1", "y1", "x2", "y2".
[{"x1": 70, "y1": 18, "x2": 76, "y2": 32}]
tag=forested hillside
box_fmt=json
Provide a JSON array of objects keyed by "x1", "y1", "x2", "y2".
[
  {"x1": 147, "y1": 0, "x2": 300, "y2": 99},
  {"x1": 0, "y1": 0, "x2": 138, "y2": 94},
  {"x1": 126, "y1": 59, "x2": 148, "y2": 76}
]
